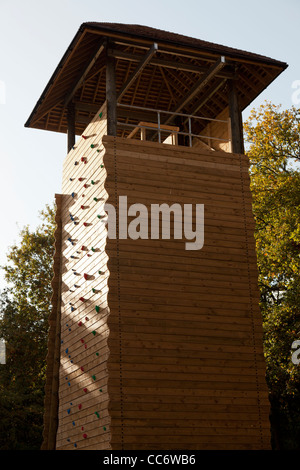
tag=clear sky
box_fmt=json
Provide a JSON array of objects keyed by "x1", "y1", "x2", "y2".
[{"x1": 0, "y1": 0, "x2": 299, "y2": 289}]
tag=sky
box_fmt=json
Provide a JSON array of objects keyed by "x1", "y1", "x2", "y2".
[{"x1": 0, "y1": 0, "x2": 299, "y2": 289}]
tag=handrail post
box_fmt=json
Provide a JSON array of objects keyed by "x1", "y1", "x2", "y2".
[
  {"x1": 188, "y1": 117, "x2": 192, "y2": 147},
  {"x1": 157, "y1": 111, "x2": 161, "y2": 143}
]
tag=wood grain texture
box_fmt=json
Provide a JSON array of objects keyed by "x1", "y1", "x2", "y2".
[
  {"x1": 50, "y1": 106, "x2": 271, "y2": 451},
  {"x1": 103, "y1": 135, "x2": 271, "y2": 450}
]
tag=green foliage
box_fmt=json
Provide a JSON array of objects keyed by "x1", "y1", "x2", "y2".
[
  {"x1": 0, "y1": 204, "x2": 56, "y2": 450},
  {"x1": 244, "y1": 102, "x2": 300, "y2": 449}
]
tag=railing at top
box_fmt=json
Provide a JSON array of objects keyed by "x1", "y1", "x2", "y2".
[{"x1": 117, "y1": 103, "x2": 231, "y2": 148}]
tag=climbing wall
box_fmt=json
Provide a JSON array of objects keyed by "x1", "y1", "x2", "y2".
[{"x1": 55, "y1": 103, "x2": 111, "y2": 450}]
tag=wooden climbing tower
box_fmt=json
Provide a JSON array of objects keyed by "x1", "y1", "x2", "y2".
[{"x1": 25, "y1": 23, "x2": 287, "y2": 450}]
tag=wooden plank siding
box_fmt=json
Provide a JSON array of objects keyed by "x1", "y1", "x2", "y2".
[
  {"x1": 103, "y1": 136, "x2": 271, "y2": 450},
  {"x1": 53, "y1": 104, "x2": 271, "y2": 450}
]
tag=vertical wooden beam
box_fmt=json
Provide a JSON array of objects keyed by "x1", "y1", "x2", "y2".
[
  {"x1": 67, "y1": 103, "x2": 75, "y2": 153},
  {"x1": 106, "y1": 47, "x2": 117, "y2": 136},
  {"x1": 228, "y1": 80, "x2": 244, "y2": 154}
]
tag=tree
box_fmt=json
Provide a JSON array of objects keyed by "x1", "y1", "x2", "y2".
[
  {"x1": 244, "y1": 102, "x2": 300, "y2": 449},
  {"x1": 0, "y1": 204, "x2": 56, "y2": 450}
]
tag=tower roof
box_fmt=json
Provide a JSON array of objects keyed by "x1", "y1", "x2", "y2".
[{"x1": 25, "y1": 22, "x2": 288, "y2": 135}]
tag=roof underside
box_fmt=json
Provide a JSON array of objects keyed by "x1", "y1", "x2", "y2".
[{"x1": 25, "y1": 22, "x2": 288, "y2": 136}]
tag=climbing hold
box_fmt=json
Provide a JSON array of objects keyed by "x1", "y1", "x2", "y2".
[
  {"x1": 93, "y1": 197, "x2": 98, "y2": 202},
  {"x1": 103, "y1": 427, "x2": 107, "y2": 431},
  {"x1": 81, "y1": 205, "x2": 85, "y2": 209},
  {"x1": 97, "y1": 214, "x2": 104, "y2": 219},
  {"x1": 79, "y1": 297, "x2": 85, "y2": 302},
  {"x1": 91, "y1": 180, "x2": 95, "y2": 185},
  {"x1": 65, "y1": 348, "x2": 69, "y2": 354},
  {"x1": 78, "y1": 321, "x2": 82, "y2": 326},
  {"x1": 99, "y1": 112, "x2": 103, "y2": 118},
  {"x1": 91, "y1": 144, "x2": 95, "y2": 148},
  {"x1": 71, "y1": 192, "x2": 75, "y2": 198},
  {"x1": 84, "y1": 273, "x2": 89, "y2": 280},
  {"x1": 67, "y1": 408, "x2": 71, "y2": 414},
  {"x1": 99, "y1": 389, "x2": 103, "y2": 392},
  {"x1": 100, "y1": 164, "x2": 104, "y2": 168},
  {"x1": 82, "y1": 135, "x2": 87, "y2": 140},
  {"x1": 83, "y1": 388, "x2": 88, "y2": 393},
  {"x1": 95, "y1": 305, "x2": 100, "y2": 313},
  {"x1": 92, "y1": 330, "x2": 96, "y2": 336},
  {"x1": 91, "y1": 247, "x2": 95, "y2": 252},
  {"x1": 96, "y1": 352, "x2": 99, "y2": 356},
  {"x1": 83, "y1": 434, "x2": 87, "y2": 439},
  {"x1": 78, "y1": 177, "x2": 83, "y2": 181},
  {"x1": 95, "y1": 411, "x2": 100, "y2": 418},
  {"x1": 80, "y1": 366, "x2": 84, "y2": 371},
  {"x1": 98, "y1": 270, "x2": 104, "y2": 275},
  {"x1": 80, "y1": 339, "x2": 84, "y2": 344},
  {"x1": 74, "y1": 161, "x2": 78, "y2": 166},
  {"x1": 78, "y1": 404, "x2": 82, "y2": 410},
  {"x1": 92, "y1": 375, "x2": 96, "y2": 381},
  {"x1": 81, "y1": 157, "x2": 86, "y2": 163}
]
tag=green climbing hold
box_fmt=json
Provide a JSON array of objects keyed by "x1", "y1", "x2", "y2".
[
  {"x1": 99, "y1": 112, "x2": 103, "y2": 118},
  {"x1": 94, "y1": 197, "x2": 98, "y2": 202},
  {"x1": 95, "y1": 305, "x2": 100, "y2": 313},
  {"x1": 95, "y1": 411, "x2": 100, "y2": 418},
  {"x1": 99, "y1": 389, "x2": 103, "y2": 392},
  {"x1": 96, "y1": 352, "x2": 99, "y2": 356},
  {"x1": 103, "y1": 426, "x2": 106, "y2": 431},
  {"x1": 100, "y1": 164, "x2": 104, "y2": 168},
  {"x1": 92, "y1": 330, "x2": 96, "y2": 336},
  {"x1": 92, "y1": 375, "x2": 96, "y2": 381},
  {"x1": 91, "y1": 144, "x2": 95, "y2": 148}
]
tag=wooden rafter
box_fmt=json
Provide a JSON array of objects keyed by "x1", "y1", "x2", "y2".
[
  {"x1": 117, "y1": 43, "x2": 158, "y2": 101},
  {"x1": 108, "y1": 48, "x2": 234, "y2": 79},
  {"x1": 64, "y1": 39, "x2": 106, "y2": 106},
  {"x1": 164, "y1": 56, "x2": 226, "y2": 124}
]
